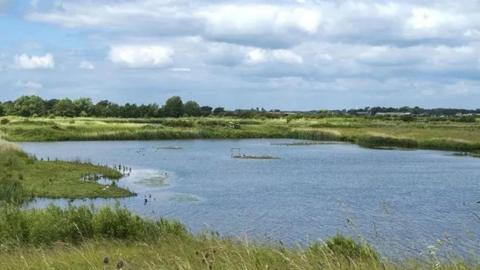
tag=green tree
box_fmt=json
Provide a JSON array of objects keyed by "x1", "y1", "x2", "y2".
[
  {"x1": 213, "y1": 107, "x2": 225, "y2": 115},
  {"x1": 53, "y1": 98, "x2": 76, "y2": 117},
  {"x1": 163, "y1": 96, "x2": 184, "y2": 117},
  {"x1": 200, "y1": 106, "x2": 212, "y2": 116},
  {"x1": 183, "y1": 101, "x2": 201, "y2": 116},
  {"x1": 74, "y1": 98, "x2": 94, "y2": 117},
  {"x1": 12, "y1": 96, "x2": 46, "y2": 117}
]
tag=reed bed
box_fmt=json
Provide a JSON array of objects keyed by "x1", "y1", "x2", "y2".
[{"x1": 2, "y1": 116, "x2": 480, "y2": 154}]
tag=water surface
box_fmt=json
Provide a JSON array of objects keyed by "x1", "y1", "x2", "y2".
[{"x1": 21, "y1": 139, "x2": 480, "y2": 259}]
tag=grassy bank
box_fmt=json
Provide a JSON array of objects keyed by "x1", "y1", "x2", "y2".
[
  {"x1": 0, "y1": 139, "x2": 133, "y2": 201},
  {"x1": 1, "y1": 116, "x2": 480, "y2": 154},
  {"x1": 0, "y1": 205, "x2": 476, "y2": 270}
]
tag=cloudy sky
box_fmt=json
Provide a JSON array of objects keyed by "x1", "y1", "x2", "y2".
[{"x1": 1, "y1": 0, "x2": 480, "y2": 109}]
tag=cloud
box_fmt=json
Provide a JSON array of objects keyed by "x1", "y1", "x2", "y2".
[
  {"x1": 109, "y1": 45, "x2": 173, "y2": 68},
  {"x1": 25, "y1": 1, "x2": 480, "y2": 48},
  {"x1": 245, "y1": 49, "x2": 303, "y2": 65},
  {"x1": 15, "y1": 80, "x2": 43, "y2": 90},
  {"x1": 169, "y1": 67, "x2": 191, "y2": 72},
  {"x1": 197, "y1": 4, "x2": 321, "y2": 48},
  {"x1": 79, "y1": 60, "x2": 95, "y2": 70},
  {"x1": 14, "y1": 54, "x2": 55, "y2": 69},
  {"x1": 6, "y1": 0, "x2": 480, "y2": 109}
]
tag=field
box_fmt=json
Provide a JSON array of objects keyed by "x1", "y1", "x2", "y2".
[{"x1": 1, "y1": 116, "x2": 480, "y2": 153}]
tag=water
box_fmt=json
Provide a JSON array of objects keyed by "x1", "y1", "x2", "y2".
[{"x1": 21, "y1": 139, "x2": 480, "y2": 259}]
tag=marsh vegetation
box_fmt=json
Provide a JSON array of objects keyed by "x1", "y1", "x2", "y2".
[
  {"x1": 1, "y1": 115, "x2": 480, "y2": 156},
  {"x1": 0, "y1": 139, "x2": 133, "y2": 202},
  {"x1": 1, "y1": 112, "x2": 480, "y2": 269}
]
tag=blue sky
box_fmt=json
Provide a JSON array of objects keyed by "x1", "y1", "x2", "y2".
[{"x1": 1, "y1": 0, "x2": 480, "y2": 110}]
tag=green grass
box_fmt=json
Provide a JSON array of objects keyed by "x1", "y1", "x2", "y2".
[
  {"x1": 1, "y1": 116, "x2": 480, "y2": 154},
  {"x1": 1, "y1": 116, "x2": 480, "y2": 269},
  {"x1": 0, "y1": 204, "x2": 476, "y2": 270},
  {"x1": 0, "y1": 139, "x2": 133, "y2": 201},
  {"x1": 0, "y1": 204, "x2": 186, "y2": 246}
]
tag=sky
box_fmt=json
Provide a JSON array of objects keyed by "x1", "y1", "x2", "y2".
[{"x1": 1, "y1": 0, "x2": 480, "y2": 110}]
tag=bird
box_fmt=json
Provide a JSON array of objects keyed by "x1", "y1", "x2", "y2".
[{"x1": 116, "y1": 260, "x2": 125, "y2": 269}]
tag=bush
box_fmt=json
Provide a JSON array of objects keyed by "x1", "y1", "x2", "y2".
[
  {"x1": 159, "y1": 119, "x2": 194, "y2": 128},
  {"x1": 0, "y1": 118, "x2": 9, "y2": 125},
  {"x1": 0, "y1": 179, "x2": 31, "y2": 205},
  {"x1": 355, "y1": 135, "x2": 418, "y2": 149},
  {"x1": 310, "y1": 235, "x2": 379, "y2": 261},
  {"x1": 0, "y1": 205, "x2": 188, "y2": 246}
]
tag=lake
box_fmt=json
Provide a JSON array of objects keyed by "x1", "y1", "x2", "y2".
[{"x1": 21, "y1": 139, "x2": 480, "y2": 259}]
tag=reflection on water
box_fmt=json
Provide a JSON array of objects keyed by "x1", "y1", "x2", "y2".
[{"x1": 21, "y1": 139, "x2": 480, "y2": 259}]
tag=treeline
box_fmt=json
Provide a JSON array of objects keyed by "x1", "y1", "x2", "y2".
[
  {"x1": 1, "y1": 95, "x2": 479, "y2": 119},
  {"x1": 345, "y1": 106, "x2": 480, "y2": 116},
  {"x1": 0, "y1": 96, "x2": 226, "y2": 118}
]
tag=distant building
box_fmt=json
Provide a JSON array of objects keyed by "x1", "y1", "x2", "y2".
[{"x1": 375, "y1": 112, "x2": 412, "y2": 116}]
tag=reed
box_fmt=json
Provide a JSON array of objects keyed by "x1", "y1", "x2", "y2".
[{"x1": 3, "y1": 116, "x2": 480, "y2": 154}]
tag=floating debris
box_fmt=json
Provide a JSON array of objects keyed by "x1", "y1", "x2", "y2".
[
  {"x1": 271, "y1": 141, "x2": 341, "y2": 146},
  {"x1": 230, "y1": 147, "x2": 280, "y2": 159},
  {"x1": 156, "y1": 146, "x2": 183, "y2": 150},
  {"x1": 170, "y1": 194, "x2": 201, "y2": 203},
  {"x1": 232, "y1": 154, "x2": 280, "y2": 160},
  {"x1": 452, "y1": 152, "x2": 480, "y2": 158}
]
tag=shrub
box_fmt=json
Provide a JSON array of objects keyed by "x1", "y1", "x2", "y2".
[
  {"x1": 0, "y1": 118, "x2": 9, "y2": 125},
  {"x1": 310, "y1": 235, "x2": 379, "y2": 261},
  {"x1": 0, "y1": 179, "x2": 31, "y2": 205},
  {"x1": 355, "y1": 135, "x2": 418, "y2": 149},
  {"x1": 0, "y1": 205, "x2": 188, "y2": 246}
]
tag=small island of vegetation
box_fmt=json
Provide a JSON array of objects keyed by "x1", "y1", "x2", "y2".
[{"x1": 0, "y1": 138, "x2": 133, "y2": 202}]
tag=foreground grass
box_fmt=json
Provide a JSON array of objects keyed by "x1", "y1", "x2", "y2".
[
  {"x1": 0, "y1": 139, "x2": 133, "y2": 201},
  {"x1": 1, "y1": 116, "x2": 480, "y2": 153},
  {"x1": 0, "y1": 205, "x2": 476, "y2": 270}
]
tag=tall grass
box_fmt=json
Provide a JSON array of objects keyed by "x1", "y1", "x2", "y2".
[
  {"x1": 0, "y1": 205, "x2": 187, "y2": 246},
  {"x1": 4, "y1": 116, "x2": 480, "y2": 154},
  {"x1": 0, "y1": 179, "x2": 31, "y2": 205},
  {"x1": 0, "y1": 138, "x2": 20, "y2": 153},
  {"x1": 355, "y1": 135, "x2": 418, "y2": 149}
]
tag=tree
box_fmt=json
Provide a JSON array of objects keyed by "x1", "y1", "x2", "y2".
[
  {"x1": 184, "y1": 101, "x2": 201, "y2": 116},
  {"x1": 200, "y1": 106, "x2": 212, "y2": 116},
  {"x1": 0, "y1": 103, "x2": 4, "y2": 117},
  {"x1": 163, "y1": 96, "x2": 184, "y2": 117},
  {"x1": 74, "y1": 98, "x2": 94, "y2": 117},
  {"x1": 213, "y1": 107, "x2": 225, "y2": 115},
  {"x1": 45, "y1": 99, "x2": 59, "y2": 115},
  {"x1": 12, "y1": 96, "x2": 46, "y2": 117},
  {"x1": 53, "y1": 98, "x2": 76, "y2": 117}
]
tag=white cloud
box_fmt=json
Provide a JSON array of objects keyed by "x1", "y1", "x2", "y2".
[
  {"x1": 10, "y1": 0, "x2": 480, "y2": 108},
  {"x1": 169, "y1": 67, "x2": 191, "y2": 72},
  {"x1": 245, "y1": 49, "x2": 268, "y2": 65},
  {"x1": 109, "y1": 45, "x2": 173, "y2": 68},
  {"x1": 198, "y1": 4, "x2": 320, "y2": 35},
  {"x1": 406, "y1": 7, "x2": 461, "y2": 30},
  {"x1": 15, "y1": 80, "x2": 43, "y2": 92},
  {"x1": 14, "y1": 54, "x2": 55, "y2": 69},
  {"x1": 272, "y1": 50, "x2": 303, "y2": 64},
  {"x1": 245, "y1": 49, "x2": 303, "y2": 65},
  {"x1": 79, "y1": 60, "x2": 95, "y2": 70},
  {"x1": 197, "y1": 4, "x2": 321, "y2": 48}
]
